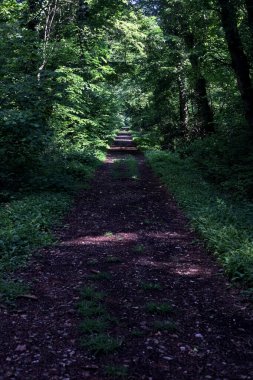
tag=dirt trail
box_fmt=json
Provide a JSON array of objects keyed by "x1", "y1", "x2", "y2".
[{"x1": 0, "y1": 130, "x2": 252, "y2": 380}]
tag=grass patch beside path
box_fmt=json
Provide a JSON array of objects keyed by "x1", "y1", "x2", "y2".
[
  {"x1": 0, "y1": 192, "x2": 71, "y2": 301},
  {"x1": 113, "y1": 156, "x2": 139, "y2": 180},
  {"x1": 147, "y1": 151, "x2": 253, "y2": 288},
  {"x1": 0, "y1": 193, "x2": 71, "y2": 273}
]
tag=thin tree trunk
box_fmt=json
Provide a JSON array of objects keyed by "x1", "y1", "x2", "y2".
[
  {"x1": 184, "y1": 32, "x2": 214, "y2": 135},
  {"x1": 178, "y1": 75, "x2": 189, "y2": 135},
  {"x1": 38, "y1": 0, "x2": 58, "y2": 82},
  {"x1": 218, "y1": 0, "x2": 253, "y2": 130},
  {"x1": 27, "y1": 0, "x2": 38, "y2": 31},
  {"x1": 77, "y1": 0, "x2": 89, "y2": 66}
]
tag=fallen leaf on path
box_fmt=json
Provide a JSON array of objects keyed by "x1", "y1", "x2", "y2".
[
  {"x1": 17, "y1": 294, "x2": 38, "y2": 300},
  {"x1": 90, "y1": 269, "x2": 100, "y2": 274}
]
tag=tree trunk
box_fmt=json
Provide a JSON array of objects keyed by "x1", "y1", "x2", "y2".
[
  {"x1": 184, "y1": 32, "x2": 214, "y2": 135},
  {"x1": 178, "y1": 75, "x2": 189, "y2": 135},
  {"x1": 27, "y1": 0, "x2": 38, "y2": 31},
  {"x1": 218, "y1": 0, "x2": 253, "y2": 130}
]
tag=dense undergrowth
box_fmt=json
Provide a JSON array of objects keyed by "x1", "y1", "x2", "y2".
[{"x1": 146, "y1": 151, "x2": 253, "y2": 289}]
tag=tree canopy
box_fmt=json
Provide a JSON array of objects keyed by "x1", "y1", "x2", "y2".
[{"x1": 0, "y1": 0, "x2": 253, "y2": 198}]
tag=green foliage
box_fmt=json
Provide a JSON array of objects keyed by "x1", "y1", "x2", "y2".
[
  {"x1": 0, "y1": 193, "x2": 70, "y2": 272},
  {"x1": 88, "y1": 271, "x2": 112, "y2": 281},
  {"x1": 124, "y1": 156, "x2": 139, "y2": 179},
  {"x1": 104, "y1": 232, "x2": 114, "y2": 237},
  {"x1": 77, "y1": 301, "x2": 107, "y2": 317},
  {"x1": 0, "y1": 0, "x2": 126, "y2": 194},
  {"x1": 153, "y1": 319, "x2": 178, "y2": 332},
  {"x1": 29, "y1": 149, "x2": 104, "y2": 193},
  {"x1": 105, "y1": 256, "x2": 122, "y2": 264},
  {"x1": 104, "y1": 365, "x2": 128, "y2": 378},
  {"x1": 0, "y1": 280, "x2": 29, "y2": 303},
  {"x1": 112, "y1": 156, "x2": 139, "y2": 180},
  {"x1": 132, "y1": 244, "x2": 145, "y2": 253},
  {"x1": 178, "y1": 133, "x2": 253, "y2": 199},
  {"x1": 80, "y1": 286, "x2": 105, "y2": 301},
  {"x1": 132, "y1": 129, "x2": 163, "y2": 151},
  {"x1": 145, "y1": 302, "x2": 174, "y2": 315},
  {"x1": 140, "y1": 282, "x2": 162, "y2": 291},
  {"x1": 147, "y1": 151, "x2": 253, "y2": 287},
  {"x1": 77, "y1": 262, "x2": 120, "y2": 355},
  {"x1": 79, "y1": 318, "x2": 109, "y2": 334},
  {"x1": 129, "y1": 0, "x2": 253, "y2": 199},
  {"x1": 80, "y1": 334, "x2": 122, "y2": 355}
]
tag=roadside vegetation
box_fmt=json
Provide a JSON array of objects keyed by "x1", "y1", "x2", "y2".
[{"x1": 146, "y1": 151, "x2": 253, "y2": 288}]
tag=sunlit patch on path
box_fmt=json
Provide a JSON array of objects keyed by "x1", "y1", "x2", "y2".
[{"x1": 60, "y1": 232, "x2": 139, "y2": 246}]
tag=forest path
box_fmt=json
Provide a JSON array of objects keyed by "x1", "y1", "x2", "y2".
[{"x1": 0, "y1": 130, "x2": 252, "y2": 380}]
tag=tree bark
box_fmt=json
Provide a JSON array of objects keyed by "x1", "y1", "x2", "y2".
[
  {"x1": 218, "y1": 0, "x2": 253, "y2": 130},
  {"x1": 184, "y1": 31, "x2": 215, "y2": 135}
]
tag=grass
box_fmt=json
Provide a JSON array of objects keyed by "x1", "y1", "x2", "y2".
[
  {"x1": 0, "y1": 280, "x2": 29, "y2": 303},
  {"x1": 0, "y1": 193, "x2": 70, "y2": 301},
  {"x1": 104, "y1": 232, "x2": 114, "y2": 237},
  {"x1": 146, "y1": 302, "x2": 173, "y2": 315},
  {"x1": 88, "y1": 271, "x2": 112, "y2": 281},
  {"x1": 79, "y1": 318, "x2": 109, "y2": 334},
  {"x1": 124, "y1": 156, "x2": 139, "y2": 179},
  {"x1": 78, "y1": 282, "x2": 120, "y2": 355},
  {"x1": 112, "y1": 156, "x2": 138, "y2": 180},
  {"x1": 77, "y1": 300, "x2": 107, "y2": 317},
  {"x1": 140, "y1": 282, "x2": 162, "y2": 291},
  {"x1": 153, "y1": 320, "x2": 178, "y2": 332},
  {"x1": 80, "y1": 286, "x2": 104, "y2": 301},
  {"x1": 80, "y1": 334, "x2": 122, "y2": 355},
  {"x1": 147, "y1": 151, "x2": 253, "y2": 288},
  {"x1": 0, "y1": 193, "x2": 71, "y2": 273},
  {"x1": 104, "y1": 365, "x2": 128, "y2": 378},
  {"x1": 241, "y1": 288, "x2": 253, "y2": 302},
  {"x1": 132, "y1": 244, "x2": 145, "y2": 253},
  {"x1": 105, "y1": 256, "x2": 122, "y2": 264}
]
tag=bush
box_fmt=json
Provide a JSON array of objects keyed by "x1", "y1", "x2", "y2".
[
  {"x1": 178, "y1": 132, "x2": 253, "y2": 199},
  {"x1": 25, "y1": 147, "x2": 105, "y2": 193}
]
